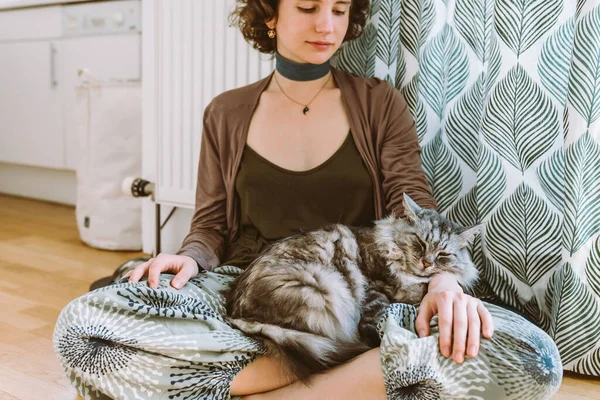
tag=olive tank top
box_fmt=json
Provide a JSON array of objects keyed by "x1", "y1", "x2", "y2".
[{"x1": 221, "y1": 131, "x2": 375, "y2": 269}]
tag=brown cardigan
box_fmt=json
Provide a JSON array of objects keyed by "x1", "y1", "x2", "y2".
[{"x1": 176, "y1": 67, "x2": 437, "y2": 271}]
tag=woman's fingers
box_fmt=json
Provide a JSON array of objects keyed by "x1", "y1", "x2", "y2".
[
  {"x1": 466, "y1": 300, "x2": 482, "y2": 359},
  {"x1": 171, "y1": 271, "x2": 192, "y2": 289},
  {"x1": 419, "y1": 291, "x2": 492, "y2": 364},
  {"x1": 414, "y1": 297, "x2": 435, "y2": 338},
  {"x1": 147, "y1": 256, "x2": 167, "y2": 289},
  {"x1": 123, "y1": 254, "x2": 196, "y2": 290},
  {"x1": 479, "y1": 301, "x2": 494, "y2": 338},
  {"x1": 436, "y1": 292, "x2": 454, "y2": 358},
  {"x1": 128, "y1": 258, "x2": 154, "y2": 283},
  {"x1": 452, "y1": 295, "x2": 469, "y2": 363}
]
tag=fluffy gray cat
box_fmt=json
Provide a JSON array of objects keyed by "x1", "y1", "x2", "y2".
[{"x1": 223, "y1": 193, "x2": 480, "y2": 382}]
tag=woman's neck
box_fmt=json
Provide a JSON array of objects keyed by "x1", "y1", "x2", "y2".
[
  {"x1": 271, "y1": 51, "x2": 335, "y2": 98},
  {"x1": 271, "y1": 69, "x2": 335, "y2": 99},
  {"x1": 275, "y1": 51, "x2": 331, "y2": 82}
]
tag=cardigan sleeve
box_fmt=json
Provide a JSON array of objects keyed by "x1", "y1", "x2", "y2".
[
  {"x1": 379, "y1": 84, "x2": 437, "y2": 216},
  {"x1": 176, "y1": 104, "x2": 227, "y2": 271}
]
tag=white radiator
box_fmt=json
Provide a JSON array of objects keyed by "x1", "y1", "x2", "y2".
[{"x1": 150, "y1": 0, "x2": 275, "y2": 208}]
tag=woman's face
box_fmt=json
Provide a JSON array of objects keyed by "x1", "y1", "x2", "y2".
[{"x1": 267, "y1": 0, "x2": 351, "y2": 65}]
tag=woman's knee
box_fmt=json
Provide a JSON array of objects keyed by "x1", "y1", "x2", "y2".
[
  {"x1": 482, "y1": 303, "x2": 563, "y2": 399},
  {"x1": 53, "y1": 293, "x2": 109, "y2": 363},
  {"x1": 52, "y1": 285, "x2": 143, "y2": 368}
]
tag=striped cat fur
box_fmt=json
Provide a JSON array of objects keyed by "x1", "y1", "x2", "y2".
[{"x1": 223, "y1": 194, "x2": 480, "y2": 383}]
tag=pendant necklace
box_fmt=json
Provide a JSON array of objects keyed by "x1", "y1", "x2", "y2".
[{"x1": 273, "y1": 72, "x2": 332, "y2": 115}]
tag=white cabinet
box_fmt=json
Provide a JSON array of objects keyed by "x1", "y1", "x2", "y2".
[
  {"x1": 0, "y1": 41, "x2": 64, "y2": 168},
  {"x1": 0, "y1": 1, "x2": 141, "y2": 171},
  {"x1": 0, "y1": 7, "x2": 65, "y2": 169}
]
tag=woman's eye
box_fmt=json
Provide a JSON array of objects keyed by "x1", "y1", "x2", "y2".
[{"x1": 298, "y1": 7, "x2": 347, "y2": 15}]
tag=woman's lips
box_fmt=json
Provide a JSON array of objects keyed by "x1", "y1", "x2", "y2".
[{"x1": 308, "y1": 41, "x2": 333, "y2": 50}]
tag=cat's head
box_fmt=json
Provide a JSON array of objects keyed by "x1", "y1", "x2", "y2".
[{"x1": 375, "y1": 193, "x2": 480, "y2": 289}]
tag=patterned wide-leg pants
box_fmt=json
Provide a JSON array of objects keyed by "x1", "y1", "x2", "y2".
[{"x1": 53, "y1": 266, "x2": 563, "y2": 400}]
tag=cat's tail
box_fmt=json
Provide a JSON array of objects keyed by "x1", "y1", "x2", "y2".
[{"x1": 228, "y1": 318, "x2": 371, "y2": 384}]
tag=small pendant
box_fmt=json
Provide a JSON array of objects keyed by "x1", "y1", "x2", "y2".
[{"x1": 303, "y1": 106, "x2": 309, "y2": 115}]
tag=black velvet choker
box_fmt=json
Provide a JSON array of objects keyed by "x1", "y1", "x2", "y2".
[{"x1": 275, "y1": 51, "x2": 331, "y2": 81}]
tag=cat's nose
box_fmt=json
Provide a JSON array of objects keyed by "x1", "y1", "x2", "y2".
[{"x1": 422, "y1": 260, "x2": 432, "y2": 268}]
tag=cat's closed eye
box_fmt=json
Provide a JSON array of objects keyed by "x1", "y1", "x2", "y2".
[
  {"x1": 413, "y1": 236, "x2": 426, "y2": 251},
  {"x1": 437, "y1": 252, "x2": 453, "y2": 259}
]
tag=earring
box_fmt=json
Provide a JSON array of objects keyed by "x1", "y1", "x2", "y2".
[{"x1": 268, "y1": 29, "x2": 276, "y2": 39}]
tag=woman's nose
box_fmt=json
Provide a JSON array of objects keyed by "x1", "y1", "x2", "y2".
[{"x1": 315, "y1": 10, "x2": 334, "y2": 33}]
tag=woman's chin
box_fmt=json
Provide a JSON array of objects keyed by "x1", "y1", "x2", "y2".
[{"x1": 299, "y1": 47, "x2": 338, "y2": 64}]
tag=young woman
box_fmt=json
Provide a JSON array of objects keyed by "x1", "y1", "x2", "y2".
[{"x1": 53, "y1": 0, "x2": 562, "y2": 399}]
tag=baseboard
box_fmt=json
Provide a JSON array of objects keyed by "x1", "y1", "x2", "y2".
[{"x1": 0, "y1": 162, "x2": 76, "y2": 206}]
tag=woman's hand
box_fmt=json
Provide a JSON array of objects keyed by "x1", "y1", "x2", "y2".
[
  {"x1": 124, "y1": 253, "x2": 200, "y2": 290},
  {"x1": 415, "y1": 273, "x2": 494, "y2": 364}
]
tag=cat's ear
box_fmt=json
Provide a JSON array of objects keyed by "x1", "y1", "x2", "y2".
[
  {"x1": 459, "y1": 224, "x2": 482, "y2": 245},
  {"x1": 402, "y1": 193, "x2": 422, "y2": 223}
]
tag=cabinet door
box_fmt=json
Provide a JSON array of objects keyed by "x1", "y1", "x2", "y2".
[{"x1": 0, "y1": 40, "x2": 64, "y2": 169}]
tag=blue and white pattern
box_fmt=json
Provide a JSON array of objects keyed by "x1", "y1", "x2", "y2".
[
  {"x1": 378, "y1": 303, "x2": 562, "y2": 399},
  {"x1": 333, "y1": 0, "x2": 600, "y2": 376},
  {"x1": 54, "y1": 269, "x2": 562, "y2": 400}
]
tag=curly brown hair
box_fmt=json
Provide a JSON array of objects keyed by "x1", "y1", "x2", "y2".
[{"x1": 229, "y1": 0, "x2": 370, "y2": 54}]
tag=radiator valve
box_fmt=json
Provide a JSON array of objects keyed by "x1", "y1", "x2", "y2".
[{"x1": 122, "y1": 177, "x2": 155, "y2": 199}]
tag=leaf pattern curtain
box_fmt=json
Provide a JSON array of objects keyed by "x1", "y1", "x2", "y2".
[{"x1": 335, "y1": 0, "x2": 600, "y2": 376}]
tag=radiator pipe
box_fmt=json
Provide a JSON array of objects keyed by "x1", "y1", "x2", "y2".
[{"x1": 155, "y1": 202, "x2": 161, "y2": 257}]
